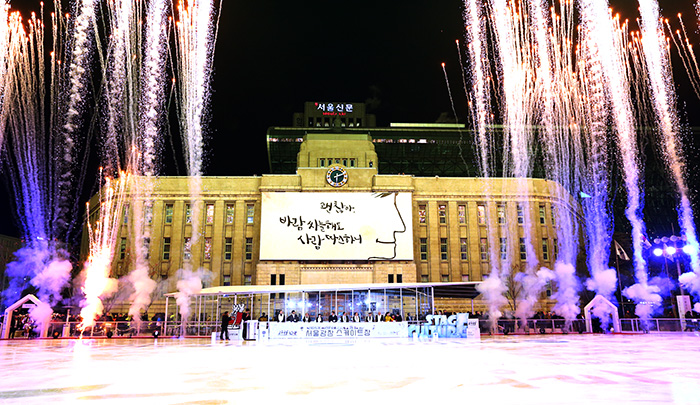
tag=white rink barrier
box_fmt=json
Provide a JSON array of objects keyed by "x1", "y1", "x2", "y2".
[{"x1": 266, "y1": 321, "x2": 408, "y2": 339}]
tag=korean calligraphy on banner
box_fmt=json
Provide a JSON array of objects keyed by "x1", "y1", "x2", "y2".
[
  {"x1": 266, "y1": 322, "x2": 408, "y2": 339},
  {"x1": 260, "y1": 192, "x2": 413, "y2": 260}
]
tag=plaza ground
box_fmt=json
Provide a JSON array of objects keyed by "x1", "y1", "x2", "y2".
[{"x1": 1, "y1": 333, "x2": 699, "y2": 404}]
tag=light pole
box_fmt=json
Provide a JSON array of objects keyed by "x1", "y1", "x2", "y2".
[{"x1": 652, "y1": 235, "x2": 695, "y2": 321}]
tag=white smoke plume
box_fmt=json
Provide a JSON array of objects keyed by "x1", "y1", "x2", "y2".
[
  {"x1": 515, "y1": 268, "x2": 555, "y2": 327},
  {"x1": 175, "y1": 267, "x2": 212, "y2": 334},
  {"x1": 551, "y1": 262, "x2": 581, "y2": 321}
]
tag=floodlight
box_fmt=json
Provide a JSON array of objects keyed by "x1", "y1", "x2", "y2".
[
  {"x1": 683, "y1": 245, "x2": 697, "y2": 255},
  {"x1": 665, "y1": 246, "x2": 677, "y2": 255},
  {"x1": 653, "y1": 248, "x2": 663, "y2": 257}
]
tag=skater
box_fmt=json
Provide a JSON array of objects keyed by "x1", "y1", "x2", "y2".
[{"x1": 220, "y1": 311, "x2": 230, "y2": 340}]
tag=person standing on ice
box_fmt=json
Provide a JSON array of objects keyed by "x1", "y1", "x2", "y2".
[{"x1": 220, "y1": 311, "x2": 230, "y2": 341}]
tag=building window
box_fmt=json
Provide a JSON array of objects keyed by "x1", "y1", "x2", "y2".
[
  {"x1": 162, "y1": 237, "x2": 171, "y2": 260},
  {"x1": 119, "y1": 238, "x2": 127, "y2": 260},
  {"x1": 244, "y1": 275, "x2": 252, "y2": 285},
  {"x1": 460, "y1": 238, "x2": 468, "y2": 260},
  {"x1": 458, "y1": 205, "x2": 466, "y2": 224},
  {"x1": 205, "y1": 204, "x2": 214, "y2": 224},
  {"x1": 497, "y1": 204, "x2": 506, "y2": 225},
  {"x1": 223, "y1": 275, "x2": 231, "y2": 286},
  {"x1": 441, "y1": 274, "x2": 450, "y2": 282},
  {"x1": 500, "y1": 237, "x2": 508, "y2": 260},
  {"x1": 542, "y1": 238, "x2": 549, "y2": 261},
  {"x1": 224, "y1": 237, "x2": 232, "y2": 261},
  {"x1": 245, "y1": 237, "x2": 253, "y2": 260},
  {"x1": 553, "y1": 238, "x2": 559, "y2": 260},
  {"x1": 397, "y1": 274, "x2": 403, "y2": 283},
  {"x1": 164, "y1": 204, "x2": 173, "y2": 224},
  {"x1": 517, "y1": 204, "x2": 524, "y2": 225},
  {"x1": 142, "y1": 237, "x2": 151, "y2": 260},
  {"x1": 246, "y1": 204, "x2": 255, "y2": 225},
  {"x1": 539, "y1": 204, "x2": 546, "y2": 225},
  {"x1": 480, "y1": 238, "x2": 488, "y2": 261},
  {"x1": 123, "y1": 204, "x2": 129, "y2": 224},
  {"x1": 226, "y1": 204, "x2": 235, "y2": 224},
  {"x1": 440, "y1": 238, "x2": 448, "y2": 261},
  {"x1": 421, "y1": 274, "x2": 429, "y2": 283},
  {"x1": 519, "y1": 237, "x2": 527, "y2": 261},
  {"x1": 551, "y1": 204, "x2": 556, "y2": 226},
  {"x1": 271, "y1": 274, "x2": 277, "y2": 285},
  {"x1": 185, "y1": 204, "x2": 192, "y2": 224},
  {"x1": 183, "y1": 237, "x2": 192, "y2": 261},
  {"x1": 438, "y1": 204, "x2": 447, "y2": 224},
  {"x1": 418, "y1": 205, "x2": 426, "y2": 224},
  {"x1": 388, "y1": 274, "x2": 394, "y2": 283},
  {"x1": 420, "y1": 238, "x2": 428, "y2": 261},
  {"x1": 204, "y1": 237, "x2": 212, "y2": 261},
  {"x1": 462, "y1": 274, "x2": 470, "y2": 282},
  {"x1": 477, "y1": 204, "x2": 486, "y2": 225},
  {"x1": 144, "y1": 202, "x2": 153, "y2": 226}
]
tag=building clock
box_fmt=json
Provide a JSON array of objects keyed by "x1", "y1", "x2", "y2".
[{"x1": 326, "y1": 165, "x2": 348, "y2": 187}]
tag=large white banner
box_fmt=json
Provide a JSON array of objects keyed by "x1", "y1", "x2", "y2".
[
  {"x1": 260, "y1": 192, "x2": 413, "y2": 260},
  {"x1": 266, "y1": 322, "x2": 409, "y2": 339}
]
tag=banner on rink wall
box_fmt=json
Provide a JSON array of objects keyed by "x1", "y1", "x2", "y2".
[
  {"x1": 266, "y1": 322, "x2": 409, "y2": 339},
  {"x1": 260, "y1": 192, "x2": 413, "y2": 260}
]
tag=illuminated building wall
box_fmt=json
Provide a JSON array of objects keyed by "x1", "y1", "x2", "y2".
[{"x1": 83, "y1": 103, "x2": 582, "y2": 312}]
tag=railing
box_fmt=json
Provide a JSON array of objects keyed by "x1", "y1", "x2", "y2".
[
  {"x1": 620, "y1": 318, "x2": 700, "y2": 333},
  {"x1": 474, "y1": 318, "x2": 700, "y2": 334},
  {"x1": 469, "y1": 318, "x2": 585, "y2": 334},
  {"x1": 6, "y1": 317, "x2": 699, "y2": 339}
]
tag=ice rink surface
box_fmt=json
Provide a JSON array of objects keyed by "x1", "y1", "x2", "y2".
[{"x1": 1, "y1": 333, "x2": 699, "y2": 404}]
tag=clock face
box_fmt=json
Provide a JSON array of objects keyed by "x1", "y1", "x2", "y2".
[{"x1": 326, "y1": 165, "x2": 348, "y2": 187}]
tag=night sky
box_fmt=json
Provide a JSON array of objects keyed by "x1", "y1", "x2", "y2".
[{"x1": 1, "y1": 0, "x2": 699, "y2": 241}]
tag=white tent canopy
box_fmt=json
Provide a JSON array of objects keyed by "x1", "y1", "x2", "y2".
[
  {"x1": 2, "y1": 294, "x2": 50, "y2": 339},
  {"x1": 584, "y1": 294, "x2": 621, "y2": 333}
]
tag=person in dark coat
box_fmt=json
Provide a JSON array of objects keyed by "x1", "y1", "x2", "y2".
[
  {"x1": 220, "y1": 311, "x2": 230, "y2": 340},
  {"x1": 242, "y1": 309, "x2": 251, "y2": 338}
]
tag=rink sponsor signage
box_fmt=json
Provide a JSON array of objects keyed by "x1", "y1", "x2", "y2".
[
  {"x1": 407, "y1": 313, "x2": 478, "y2": 338},
  {"x1": 267, "y1": 322, "x2": 408, "y2": 339},
  {"x1": 260, "y1": 192, "x2": 413, "y2": 260}
]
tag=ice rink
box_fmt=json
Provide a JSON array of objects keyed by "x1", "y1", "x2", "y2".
[{"x1": 1, "y1": 333, "x2": 699, "y2": 404}]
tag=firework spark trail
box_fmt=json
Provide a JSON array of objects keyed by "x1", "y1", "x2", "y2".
[
  {"x1": 464, "y1": 1, "x2": 506, "y2": 328},
  {"x1": 4, "y1": 11, "x2": 51, "y2": 245},
  {"x1": 101, "y1": 0, "x2": 135, "y2": 176},
  {"x1": 79, "y1": 172, "x2": 129, "y2": 330},
  {"x1": 463, "y1": 0, "x2": 493, "y2": 179},
  {"x1": 578, "y1": 13, "x2": 618, "y2": 313},
  {"x1": 508, "y1": 0, "x2": 580, "y2": 326},
  {"x1": 488, "y1": 0, "x2": 552, "y2": 325},
  {"x1": 638, "y1": 0, "x2": 700, "y2": 299},
  {"x1": 55, "y1": 0, "x2": 97, "y2": 239},
  {"x1": 126, "y1": 0, "x2": 170, "y2": 322},
  {"x1": 0, "y1": 1, "x2": 10, "y2": 149},
  {"x1": 665, "y1": 16, "x2": 700, "y2": 98},
  {"x1": 580, "y1": 0, "x2": 659, "y2": 321},
  {"x1": 174, "y1": 0, "x2": 217, "y2": 248},
  {"x1": 1, "y1": 10, "x2": 73, "y2": 327},
  {"x1": 140, "y1": 0, "x2": 169, "y2": 180}
]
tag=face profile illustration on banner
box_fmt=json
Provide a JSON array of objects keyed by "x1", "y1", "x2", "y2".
[{"x1": 260, "y1": 192, "x2": 413, "y2": 261}]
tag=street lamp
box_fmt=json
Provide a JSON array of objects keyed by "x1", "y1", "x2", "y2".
[
  {"x1": 651, "y1": 235, "x2": 694, "y2": 320},
  {"x1": 652, "y1": 235, "x2": 689, "y2": 295}
]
